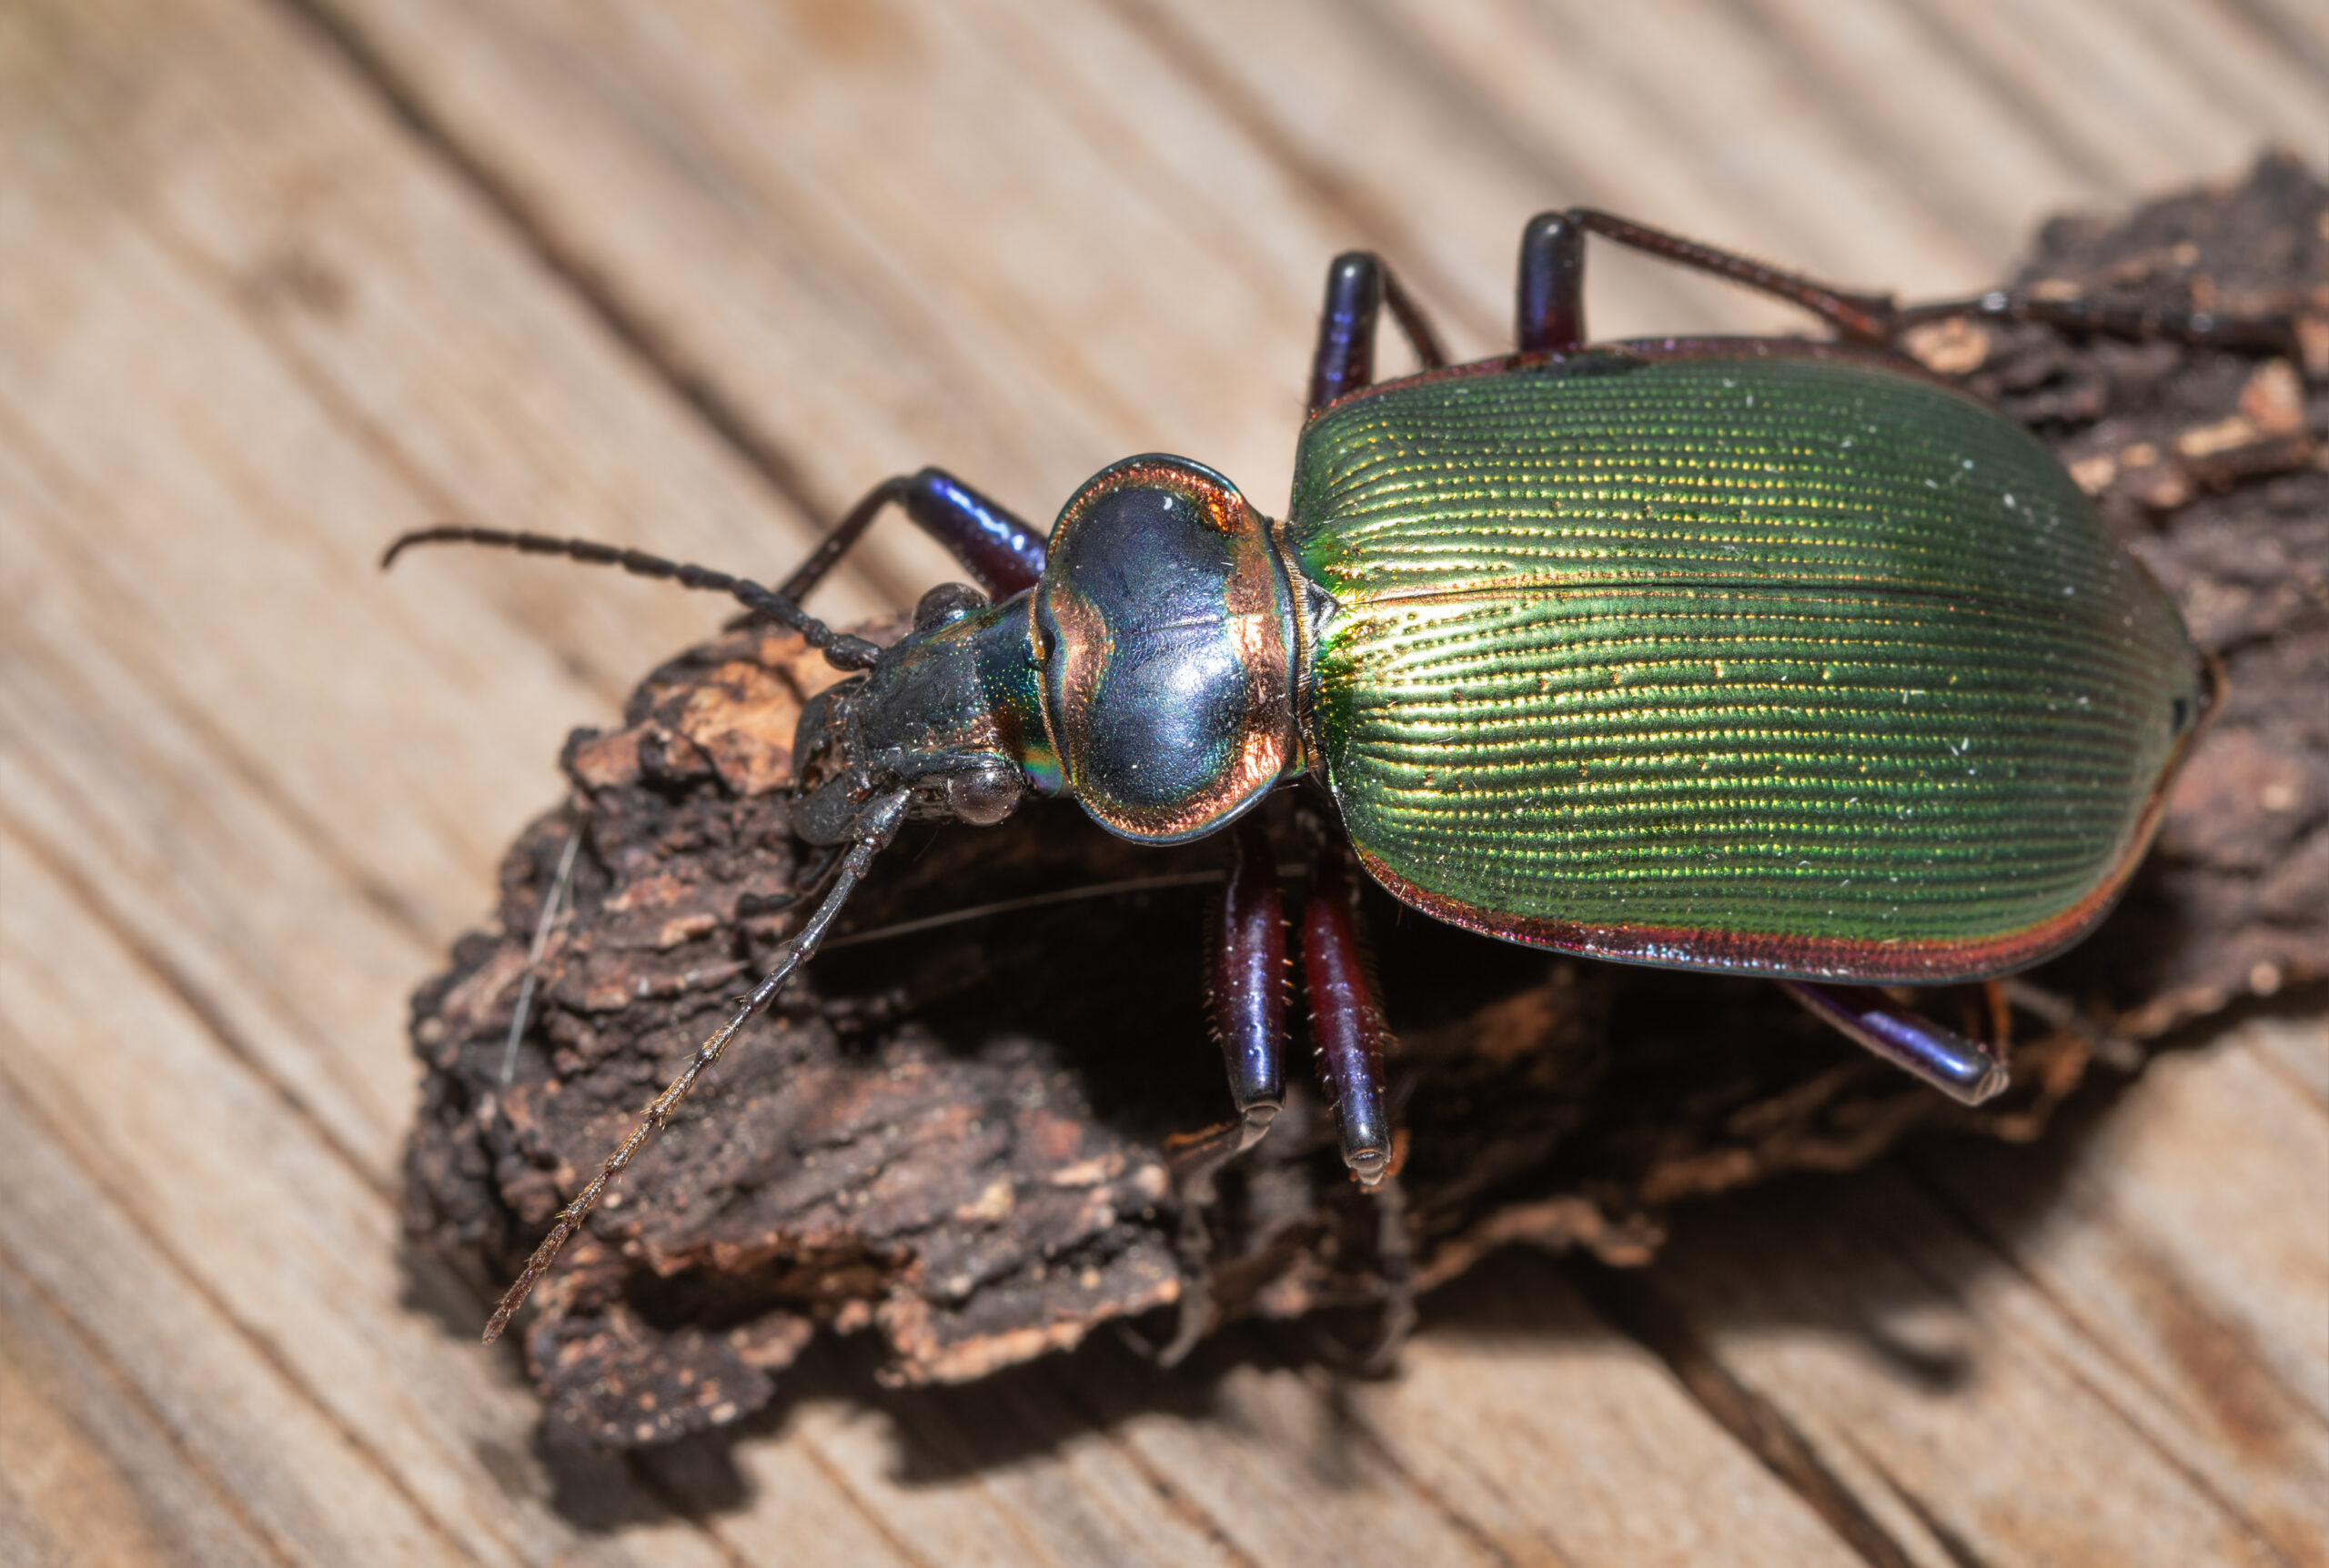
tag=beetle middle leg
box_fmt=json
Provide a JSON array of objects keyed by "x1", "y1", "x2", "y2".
[
  {"x1": 1780, "y1": 980, "x2": 2009, "y2": 1104},
  {"x1": 1301, "y1": 825, "x2": 1396, "y2": 1183},
  {"x1": 1146, "y1": 816, "x2": 1291, "y2": 1365},
  {"x1": 1309, "y1": 251, "x2": 1449, "y2": 413},
  {"x1": 1300, "y1": 815, "x2": 1420, "y2": 1367}
]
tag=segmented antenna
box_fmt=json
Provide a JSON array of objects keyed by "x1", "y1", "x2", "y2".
[
  {"x1": 380, "y1": 526, "x2": 882, "y2": 670},
  {"x1": 480, "y1": 790, "x2": 908, "y2": 1344}
]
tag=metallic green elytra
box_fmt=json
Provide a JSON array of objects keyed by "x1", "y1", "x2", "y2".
[{"x1": 1285, "y1": 345, "x2": 2204, "y2": 982}]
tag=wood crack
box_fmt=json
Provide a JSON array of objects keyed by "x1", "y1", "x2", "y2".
[
  {"x1": 1296, "y1": 1362, "x2": 1540, "y2": 1568},
  {"x1": 1566, "y1": 1261, "x2": 1925, "y2": 1568},
  {"x1": 1096, "y1": 0, "x2": 1509, "y2": 349},
  {"x1": 266, "y1": 0, "x2": 838, "y2": 566},
  {"x1": 1902, "y1": 1161, "x2": 2314, "y2": 1567},
  {"x1": 0, "y1": 1241, "x2": 304, "y2": 1568},
  {"x1": 0, "y1": 1042, "x2": 496, "y2": 1568},
  {"x1": 0, "y1": 802, "x2": 389, "y2": 1201},
  {"x1": 0, "y1": 392, "x2": 449, "y2": 956}
]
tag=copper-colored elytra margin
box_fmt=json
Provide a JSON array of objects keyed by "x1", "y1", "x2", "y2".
[{"x1": 1346, "y1": 802, "x2": 2171, "y2": 985}]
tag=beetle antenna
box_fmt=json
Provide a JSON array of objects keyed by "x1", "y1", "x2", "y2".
[
  {"x1": 382, "y1": 525, "x2": 882, "y2": 671},
  {"x1": 481, "y1": 790, "x2": 909, "y2": 1344}
]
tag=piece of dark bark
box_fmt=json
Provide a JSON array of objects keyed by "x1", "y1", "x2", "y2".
[{"x1": 403, "y1": 154, "x2": 2328, "y2": 1449}]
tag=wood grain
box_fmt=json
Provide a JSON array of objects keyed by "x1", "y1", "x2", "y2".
[{"x1": 1, "y1": 0, "x2": 2322, "y2": 1562}]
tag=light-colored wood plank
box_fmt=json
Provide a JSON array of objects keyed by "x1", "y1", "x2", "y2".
[
  {"x1": 1074, "y1": 1359, "x2": 1515, "y2": 1567},
  {"x1": 1646, "y1": 1020, "x2": 2329, "y2": 1567},
  {"x1": 1345, "y1": 1257, "x2": 1869, "y2": 1567},
  {"x1": 1, "y1": 0, "x2": 846, "y2": 943},
  {"x1": 0, "y1": 1245, "x2": 283, "y2": 1568},
  {"x1": 2113, "y1": 0, "x2": 2329, "y2": 148},
  {"x1": 2250, "y1": 1012, "x2": 2329, "y2": 1110},
  {"x1": 1914, "y1": 1016, "x2": 2329, "y2": 1562},
  {"x1": 2, "y1": 0, "x2": 2323, "y2": 1561},
  {"x1": 0, "y1": 0, "x2": 889, "y2": 1561},
  {"x1": 0, "y1": 813, "x2": 740, "y2": 1568},
  {"x1": 301, "y1": 0, "x2": 1335, "y2": 588}
]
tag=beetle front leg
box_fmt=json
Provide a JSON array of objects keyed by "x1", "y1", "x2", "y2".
[
  {"x1": 1308, "y1": 253, "x2": 1448, "y2": 414},
  {"x1": 780, "y1": 467, "x2": 1049, "y2": 604},
  {"x1": 1211, "y1": 816, "x2": 1289, "y2": 1144}
]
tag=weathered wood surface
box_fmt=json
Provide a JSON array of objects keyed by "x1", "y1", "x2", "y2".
[{"x1": 0, "y1": 2, "x2": 2322, "y2": 1565}]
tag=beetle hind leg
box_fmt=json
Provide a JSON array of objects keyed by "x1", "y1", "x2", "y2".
[{"x1": 1781, "y1": 980, "x2": 2010, "y2": 1104}]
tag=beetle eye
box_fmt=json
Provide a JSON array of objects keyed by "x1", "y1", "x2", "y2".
[
  {"x1": 914, "y1": 581, "x2": 987, "y2": 631},
  {"x1": 946, "y1": 759, "x2": 1022, "y2": 825}
]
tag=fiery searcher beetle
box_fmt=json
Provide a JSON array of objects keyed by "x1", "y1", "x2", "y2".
[{"x1": 390, "y1": 207, "x2": 2277, "y2": 1351}]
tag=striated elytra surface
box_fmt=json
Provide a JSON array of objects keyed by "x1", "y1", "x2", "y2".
[{"x1": 1290, "y1": 347, "x2": 2204, "y2": 981}]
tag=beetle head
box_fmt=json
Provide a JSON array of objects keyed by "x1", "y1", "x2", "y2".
[{"x1": 789, "y1": 581, "x2": 1057, "y2": 844}]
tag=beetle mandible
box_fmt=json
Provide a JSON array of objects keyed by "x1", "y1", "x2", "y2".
[{"x1": 390, "y1": 208, "x2": 2254, "y2": 1350}]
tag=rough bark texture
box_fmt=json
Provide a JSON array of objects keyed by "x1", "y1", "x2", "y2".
[{"x1": 403, "y1": 157, "x2": 2327, "y2": 1449}]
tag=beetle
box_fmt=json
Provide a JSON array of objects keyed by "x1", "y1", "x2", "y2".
[{"x1": 390, "y1": 208, "x2": 2257, "y2": 1350}]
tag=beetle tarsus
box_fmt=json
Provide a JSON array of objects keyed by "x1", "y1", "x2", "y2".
[
  {"x1": 1360, "y1": 1166, "x2": 1416, "y2": 1373},
  {"x1": 1310, "y1": 1166, "x2": 1416, "y2": 1376},
  {"x1": 1143, "y1": 1108, "x2": 1272, "y2": 1368},
  {"x1": 1884, "y1": 291, "x2": 2301, "y2": 357}
]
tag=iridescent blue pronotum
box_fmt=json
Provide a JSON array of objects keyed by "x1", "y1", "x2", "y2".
[{"x1": 389, "y1": 209, "x2": 2250, "y2": 1351}]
